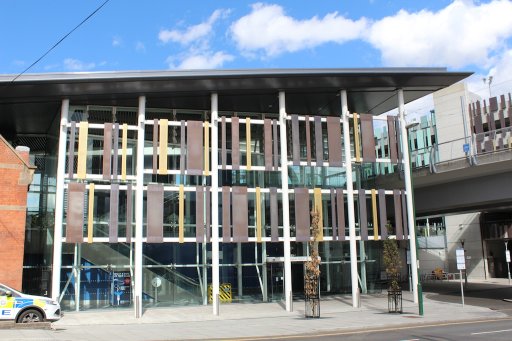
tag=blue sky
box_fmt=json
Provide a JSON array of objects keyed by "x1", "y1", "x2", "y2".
[{"x1": 1, "y1": 0, "x2": 512, "y2": 99}]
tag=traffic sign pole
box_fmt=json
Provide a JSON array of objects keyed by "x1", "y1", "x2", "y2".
[{"x1": 456, "y1": 248, "x2": 466, "y2": 307}]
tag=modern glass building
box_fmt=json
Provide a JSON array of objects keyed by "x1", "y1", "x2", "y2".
[{"x1": 0, "y1": 68, "x2": 470, "y2": 316}]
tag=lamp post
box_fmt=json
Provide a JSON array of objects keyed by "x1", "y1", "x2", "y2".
[
  {"x1": 482, "y1": 76, "x2": 493, "y2": 98},
  {"x1": 404, "y1": 118, "x2": 424, "y2": 316}
]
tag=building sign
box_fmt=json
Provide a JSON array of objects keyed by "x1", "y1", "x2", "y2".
[
  {"x1": 456, "y1": 248, "x2": 465, "y2": 270},
  {"x1": 111, "y1": 272, "x2": 131, "y2": 306}
]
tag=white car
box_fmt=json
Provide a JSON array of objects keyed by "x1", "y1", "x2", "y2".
[{"x1": 0, "y1": 283, "x2": 61, "y2": 323}]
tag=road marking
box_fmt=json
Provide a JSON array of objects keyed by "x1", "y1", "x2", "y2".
[
  {"x1": 471, "y1": 328, "x2": 512, "y2": 335},
  {"x1": 229, "y1": 318, "x2": 512, "y2": 340}
]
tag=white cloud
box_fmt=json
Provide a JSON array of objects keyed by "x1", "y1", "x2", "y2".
[
  {"x1": 63, "y1": 58, "x2": 96, "y2": 71},
  {"x1": 159, "y1": 9, "x2": 230, "y2": 45},
  {"x1": 168, "y1": 51, "x2": 234, "y2": 70},
  {"x1": 230, "y1": 3, "x2": 368, "y2": 57},
  {"x1": 135, "y1": 41, "x2": 146, "y2": 53},
  {"x1": 366, "y1": 0, "x2": 512, "y2": 68},
  {"x1": 112, "y1": 36, "x2": 122, "y2": 47},
  {"x1": 467, "y1": 47, "x2": 512, "y2": 98}
]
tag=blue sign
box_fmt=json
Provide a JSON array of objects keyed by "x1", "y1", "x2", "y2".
[{"x1": 463, "y1": 143, "x2": 470, "y2": 153}]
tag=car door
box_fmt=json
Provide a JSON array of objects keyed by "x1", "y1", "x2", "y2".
[{"x1": 0, "y1": 287, "x2": 18, "y2": 320}]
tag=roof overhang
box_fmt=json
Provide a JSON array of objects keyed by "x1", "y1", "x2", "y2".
[{"x1": 0, "y1": 68, "x2": 472, "y2": 137}]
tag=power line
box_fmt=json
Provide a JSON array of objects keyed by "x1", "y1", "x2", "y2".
[{"x1": 10, "y1": 0, "x2": 110, "y2": 83}]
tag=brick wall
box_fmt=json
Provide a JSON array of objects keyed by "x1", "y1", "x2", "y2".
[{"x1": 0, "y1": 138, "x2": 35, "y2": 290}]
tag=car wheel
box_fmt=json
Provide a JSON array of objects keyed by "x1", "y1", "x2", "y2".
[{"x1": 17, "y1": 309, "x2": 44, "y2": 323}]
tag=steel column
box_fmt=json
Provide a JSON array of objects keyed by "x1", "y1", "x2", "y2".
[
  {"x1": 341, "y1": 90, "x2": 359, "y2": 308},
  {"x1": 134, "y1": 96, "x2": 145, "y2": 317},
  {"x1": 398, "y1": 89, "x2": 419, "y2": 304},
  {"x1": 211, "y1": 93, "x2": 220, "y2": 315},
  {"x1": 279, "y1": 91, "x2": 293, "y2": 312},
  {"x1": 51, "y1": 99, "x2": 69, "y2": 301}
]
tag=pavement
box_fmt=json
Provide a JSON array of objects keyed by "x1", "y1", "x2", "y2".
[{"x1": 1, "y1": 279, "x2": 511, "y2": 340}]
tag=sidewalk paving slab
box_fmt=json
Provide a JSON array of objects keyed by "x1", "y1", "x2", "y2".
[{"x1": 0, "y1": 291, "x2": 507, "y2": 341}]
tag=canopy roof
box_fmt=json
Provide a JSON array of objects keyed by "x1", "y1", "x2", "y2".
[{"x1": 0, "y1": 68, "x2": 471, "y2": 137}]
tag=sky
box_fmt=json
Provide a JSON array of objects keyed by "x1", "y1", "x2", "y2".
[{"x1": 1, "y1": 0, "x2": 512, "y2": 113}]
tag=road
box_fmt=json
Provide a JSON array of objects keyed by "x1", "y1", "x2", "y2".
[{"x1": 240, "y1": 318, "x2": 512, "y2": 341}]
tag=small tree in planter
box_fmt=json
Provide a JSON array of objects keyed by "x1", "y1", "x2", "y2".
[
  {"x1": 383, "y1": 227, "x2": 403, "y2": 313},
  {"x1": 304, "y1": 209, "x2": 321, "y2": 318}
]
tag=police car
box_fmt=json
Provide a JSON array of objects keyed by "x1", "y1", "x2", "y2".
[{"x1": 0, "y1": 283, "x2": 61, "y2": 323}]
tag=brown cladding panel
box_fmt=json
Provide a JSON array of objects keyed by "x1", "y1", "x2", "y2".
[
  {"x1": 126, "y1": 184, "x2": 132, "y2": 242},
  {"x1": 112, "y1": 123, "x2": 119, "y2": 180},
  {"x1": 66, "y1": 182, "x2": 85, "y2": 243},
  {"x1": 232, "y1": 186, "x2": 248, "y2": 243},
  {"x1": 147, "y1": 183, "x2": 164, "y2": 243},
  {"x1": 68, "y1": 121, "x2": 76, "y2": 179},
  {"x1": 294, "y1": 188, "x2": 310, "y2": 242},
  {"x1": 232, "y1": 117, "x2": 240, "y2": 170},
  {"x1": 326, "y1": 117, "x2": 343, "y2": 166},
  {"x1": 222, "y1": 186, "x2": 231, "y2": 242},
  {"x1": 360, "y1": 115, "x2": 376, "y2": 162},
  {"x1": 393, "y1": 190, "x2": 403, "y2": 240},
  {"x1": 187, "y1": 121, "x2": 203, "y2": 175},
  {"x1": 401, "y1": 190, "x2": 409, "y2": 240},
  {"x1": 196, "y1": 186, "x2": 205, "y2": 243},
  {"x1": 489, "y1": 97, "x2": 498, "y2": 112},
  {"x1": 264, "y1": 119, "x2": 273, "y2": 171},
  {"x1": 180, "y1": 120, "x2": 186, "y2": 174},
  {"x1": 378, "y1": 189, "x2": 387, "y2": 240},
  {"x1": 221, "y1": 117, "x2": 227, "y2": 169},
  {"x1": 314, "y1": 116, "x2": 323, "y2": 166},
  {"x1": 358, "y1": 191, "x2": 368, "y2": 241},
  {"x1": 153, "y1": 119, "x2": 158, "y2": 174},
  {"x1": 273, "y1": 120, "x2": 279, "y2": 170},
  {"x1": 336, "y1": 189, "x2": 345, "y2": 241},
  {"x1": 387, "y1": 116, "x2": 398, "y2": 162},
  {"x1": 291, "y1": 115, "x2": 300, "y2": 165},
  {"x1": 330, "y1": 189, "x2": 337, "y2": 240},
  {"x1": 305, "y1": 116, "x2": 312, "y2": 166},
  {"x1": 500, "y1": 95, "x2": 506, "y2": 110},
  {"x1": 103, "y1": 123, "x2": 113, "y2": 180},
  {"x1": 205, "y1": 186, "x2": 211, "y2": 242},
  {"x1": 270, "y1": 187, "x2": 279, "y2": 242},
  {"x1": 109, "y1": 184, "x2": 119, "y2": 243}
]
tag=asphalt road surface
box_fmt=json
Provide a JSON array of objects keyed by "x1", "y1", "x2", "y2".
[{"x1": 243, "y1": 318, "x2": 512, "y2": 340}]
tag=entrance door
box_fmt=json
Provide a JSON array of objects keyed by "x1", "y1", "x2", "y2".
[{"x1": 267, "y1": 262, "x2": 284, "y2": 302}]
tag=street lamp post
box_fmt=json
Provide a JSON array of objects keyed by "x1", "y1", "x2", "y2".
[{"x1": 482, "y1": 76, "x2": 493, "y2": 98}]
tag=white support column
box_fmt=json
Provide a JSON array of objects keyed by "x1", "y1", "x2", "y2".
[
  {"x1": 279, "y1": 91, "x2": 293, "y2": 312},
  {"x1": 341, "y1": 90, "x2": 359, "y2": 308},
  {"x1": 134, "y1": 96, "x2": 146, "y2": 318},
  {"x1": 51, "y1": 99, "x2": 69, "y2": 301},
  {"x1": 398, "y1": 89, "x2": 419, "y2": 304},
  {"x1": 211, "y1": 93, "x2": 220, "y2": 315}
]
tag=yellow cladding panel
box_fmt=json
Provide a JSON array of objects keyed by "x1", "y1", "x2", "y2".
[
  {"x1": 246, "y1": 118, "x2": 251, "y2": 170},
  {"x1": 314, "y1": 188, "x2": 324, "y2": 241},
  {"x1": 179, "y1": 185, "x2": 184, "y2": 243},
  {"x1": 371, "y1": 189, "x2": 378, "y2": 240},
  {"x1": 353, "y1": 113, "x2": 361, "y2": 162},
  {"x1": 77, "y1": 121, "x2": 89, "y2": 179},
  {"x1": 159, "y1": 119, "x2": 168, "y2": 175},
  {"x1": 256, "y1": 187, "x2": 262, "y2": 242},
  {"x1": 121, "y1": 124, "x2": 128, "y2": 181},
  {"x1": 88, "y1": 183, "x2": 95, "y2": 243},
  {"x1": 204, "y1": 122, "x2": 210, "y2": 176}
]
